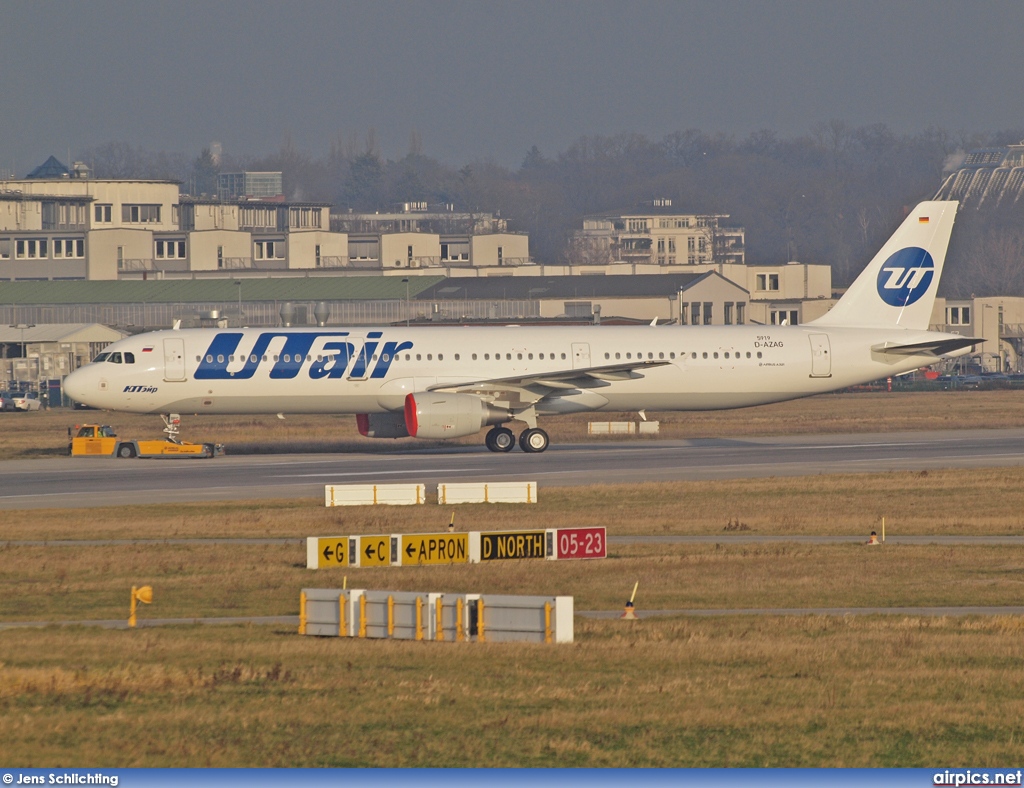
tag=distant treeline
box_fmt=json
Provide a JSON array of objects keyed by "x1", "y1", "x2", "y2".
[{"x1": 76, "y1": 123, "x2": 1024, "y2": 295}]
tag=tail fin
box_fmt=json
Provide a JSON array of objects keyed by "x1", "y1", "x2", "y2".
[{"x1": 809, "y1": 200, "x2": 958, "y2": 330}]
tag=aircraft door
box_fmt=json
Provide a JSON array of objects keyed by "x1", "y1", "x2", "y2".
[
  {"x1": 571, "y1": 342, "x2": 591, "y2": 369},
  {"x1": 163, "y1": 338, "x2": 187, "y2": 382},
  {"x1": 809, "y1": 334, "x2": 831, "y2": 378}
]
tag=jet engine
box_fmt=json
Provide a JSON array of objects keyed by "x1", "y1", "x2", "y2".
[
  {"x1": 356, "y1": 412, "x2": 410, "y2": 439},
  {"x1": 404, "y1": 393, "x2": 508, "y2": 439}
]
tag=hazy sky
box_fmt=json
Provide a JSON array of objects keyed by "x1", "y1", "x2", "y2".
[{"x1": 3, "y1": 0, "x2": 1023, "y2": 174}]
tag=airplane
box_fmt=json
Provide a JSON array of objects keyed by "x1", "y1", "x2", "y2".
[{"x1": 63, "y1": 200, "x2": 977, "y2": 454}]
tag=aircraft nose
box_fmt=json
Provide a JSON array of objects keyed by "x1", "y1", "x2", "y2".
[{"x1": 63, "y1": 368, "x2": 89, "y2": 404}]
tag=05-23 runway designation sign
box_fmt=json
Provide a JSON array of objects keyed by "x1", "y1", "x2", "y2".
[{"x1": 553, "y1": 527, "x2": 606, "y2": 560}]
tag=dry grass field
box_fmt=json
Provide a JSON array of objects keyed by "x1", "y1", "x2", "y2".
[
  {"x1": 3, "y1": 390, "x2": 1024, "y2": 766},
  {"x1": 3, "y1": 389, "x2": 1024, "y2": 460},
  {"x1": 3, "y1": 616, "x2": 1024, "y2": 767}
]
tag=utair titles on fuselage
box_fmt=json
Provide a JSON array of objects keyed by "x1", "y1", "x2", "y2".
[{"x1": 63, "y1": 201, "x2": 977, "y2": 454}]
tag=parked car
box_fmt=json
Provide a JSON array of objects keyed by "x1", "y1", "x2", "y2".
[
  {"x1": 0, "y1": 392, "x2": 15, "y2": 412},
  {"x1": 11, "y1": 391, "x2": 42, "y2": 411}
]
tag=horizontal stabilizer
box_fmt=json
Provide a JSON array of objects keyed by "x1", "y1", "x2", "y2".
[{"x1": 871, "y1": 337, "x2": 981, "y2": 357}]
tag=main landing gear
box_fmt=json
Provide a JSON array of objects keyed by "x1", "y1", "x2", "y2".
[{"x1": 485, "y1": 426, "x2": 549, "y2": 453}]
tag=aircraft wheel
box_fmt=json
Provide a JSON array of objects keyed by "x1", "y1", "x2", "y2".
[
  {"x1": 485, "y1": 427, "x2": 515, "y2": 453},
  {"x1": 519, "y1": 428, "x2": 550, "y2": 453},
  {"x1": 117, "y1": 444, "x2": 136, "y2": 459}
]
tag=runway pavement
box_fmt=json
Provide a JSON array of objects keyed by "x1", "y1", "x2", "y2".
[{"x1": 2, "y1": 427, "x2": 1023, "y2": 510}]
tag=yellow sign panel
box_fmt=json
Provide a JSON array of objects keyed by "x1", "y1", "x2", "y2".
[
  {"x1": 316, "y1": 537, "x2": 350, "y2": 569},
  {"x1": 358, "y1": 535, "x2": 391, "y2": 567},
  {"x1": 399, "y1": 533, "x2": 468, "y2": 566}
]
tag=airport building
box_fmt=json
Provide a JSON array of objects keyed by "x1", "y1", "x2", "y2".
[{"x1": 935, "y1": 143, "x2": 1024, "y2": 207}]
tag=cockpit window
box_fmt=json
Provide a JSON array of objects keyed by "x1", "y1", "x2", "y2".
[
  {"x1": 109, "y1": 352, "x2": 123, "y2": 364},
  {"x1": 124, "y1": 352, "x2": 135, "y2": 364},
  {"x1": 93, "y1": 352, "x2": 110, "y2": 363}
]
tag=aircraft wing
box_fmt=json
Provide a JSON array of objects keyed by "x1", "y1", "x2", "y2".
[
  {"x1": 871, "y1": 337, "x2": 982, "y2": 357},
  {"x1": 426, "y1": 360, "x2": 671, "y2": 405}
]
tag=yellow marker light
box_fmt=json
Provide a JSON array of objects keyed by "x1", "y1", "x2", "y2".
[{"x1": 129, "y1": 585, "x2": 153, "y2": 628}]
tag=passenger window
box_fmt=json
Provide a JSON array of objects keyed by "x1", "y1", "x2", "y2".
[
  {"x1": 484, "y1": 353, "x2": 490, "y2": 360},
  {"x1": 472, "y1": 354, "x2": 477, "y2": 360},
  {"x1": 746, "y1": 352, "x2": 751, "y2": 358},
  {"x1": 659, "y1": 352, "x2": 664, "y2": 359},
  {"x1": 195, "y1": 355, "x2": 201, "y2": 362},
  {"x1": 626, "y1": 352, "x2": 632, "y2": 359},
  {"x1": 382, "y1": 354, "x2": 390, "y2": 362},
  {"x1": 702, "y1": 352, "x2": 708, "y2": 359},
  {"x1": 283, "y1": 354, "x2": 290, "y2": 363},
  {"x1": 263, "y1": 355, "x2": 268, "y2": 362},
  {"x1": 648, "y1": 352, "x2": 653, "y2": 359},
  {"x1": 692, "y1": 352, "x2": 697, "y2": 359},
  {"x1": 438, "y1": 354, "x2": 443, "y2": 361},
  {"x1": 124, "y1": 353, "x2": 135, "y2": 364},
  {"x1": 416, "y1": 354, "x2": 421, "y2": 361},
  {"x1": 371, "y1": 354, "x2": 377, "y2": 362},
  {"x1": 757, "y1": 352, "x2": 762, "y2": 358},
  {"x1": 251, "y1": 355, "x2": 258, "y2": 363},
  {"x1": 427, "y1": 354, "x2": 432, "y2": 361},
  {"x1": 405, "y1": 354, "x2": 411, "y2": 360},
  {"x1": 604, "y1": 353, "x2": 610, "y2": 360},
  {"x1": 724, "y1": 352, "x2": 729, "y2": 359},
  {"x1": 540, "y1": 353, "x2": 545, "y2": 360},
  {"x1": 273, "y1": 355, "x2": 279, "y2": 362},
  {"x1": 528, "y1": 353, "x2": 533, "y2": 360},
  {"x1": 713, "y1": 352, "x2": 719, "y2": 359},
  {"x1": 217, "y1": 355, "x2": 225, "y2": 364},
  {"x1": 615, "y1": 352, "x2": 621, "y2": 359},
  {"x1": 506, "y1": 353, "x2": 511, "y2": 360},
  {"x1": 517, "y1": 353, "x2": 522, "y2": 360},
  {"x1": 561, "y1": 353, "x2": 566, "y2": 360},
  {"x1": 670, "y1": 352, "x2": 675, "y2": 359}
]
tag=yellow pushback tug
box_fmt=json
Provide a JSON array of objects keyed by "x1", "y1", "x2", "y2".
[{"x1": 69, "y1": 423, "x2": 223, "y2": 459}]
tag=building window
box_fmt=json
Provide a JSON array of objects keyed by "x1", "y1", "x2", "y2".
[
  {"x1": 155, "y1": 240, "x2": 187, "y2": 259},
  {"x1": 254, "y1": 240, "x2": 284, "y2": 259},
  {"x1": 565, "y1": 301, "x2": 593, "y2": 317},
  {"x1": 756, "y1": 273, "x2": 780, "y2": 291},
  {"x1": 736, "y1": 302, "x2": 746, "y2": 325},
  {"x1": 52, "y1": 238, "x2": 85, "y2": 258},
  {"x1": 724, "y1": 303, "x2": 733, "y2": 325},
  {"x1": 315, "y1": 244, "x2": 321, "y2": 267},
  {"x1": 946, "y1": 306, "x2": 971, "y2": 325},
  {"x1": 0, "y1": 239, "x2": 10, "y2": 259},
  {"x1": 770, "y1": 310, "x2": 799, "y2": 325},
  {"x1": 15, "y1": 239, "x2": 47, "y2": 259},
  {"x1": 122, "y1": 204, "x2": 161, "y2": 223},
  {"x1": 703, "y1": 303, "x2": 713, "y2": 325},
  {"x1": 691, "y1": 303, "x2": 701, "y2": 325},
  {"x1": 94, "y1": 204, "x2": 112, "y2": 223}
]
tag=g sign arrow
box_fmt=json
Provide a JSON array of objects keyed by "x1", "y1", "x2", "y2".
[{"x1": 322, "y1": 544, "x2": 334, "y2": 560}]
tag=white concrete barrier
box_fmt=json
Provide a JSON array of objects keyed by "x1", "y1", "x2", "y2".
[
  {"x1": 324, "y1": 483, "x2": 425, "y2": 506},
  {"x1": 588, "y1": 421, "x2": 635, "y2": 434},
  {"x1": 587, "y1": 421, "x2": 660, "y2": 435},
  {"x1": 300, "y1": 587, "x2": 573, "y2": 643},
  {"x1": 437, "y1": 481, "x2": 537, "y2": 504}
]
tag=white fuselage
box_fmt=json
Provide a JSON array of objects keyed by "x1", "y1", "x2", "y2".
[{"x1": 63, "y1": 323, "x2": 955, "y2": 417}]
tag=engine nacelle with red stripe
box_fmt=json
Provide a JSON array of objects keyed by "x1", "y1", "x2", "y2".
[{"x1": 404, "y1": 393, "x2": 508, "y2": 439}]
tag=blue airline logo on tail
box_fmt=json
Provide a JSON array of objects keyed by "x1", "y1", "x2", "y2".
[
  {"x1": 194, "y1": 331, "x2": 413, "y2": 381},
  {"x1": 876, "y1": 247, "x2": 934, "y2": 307}
]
